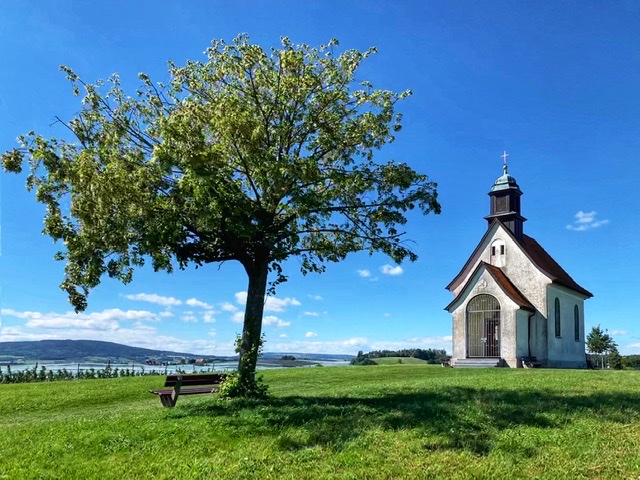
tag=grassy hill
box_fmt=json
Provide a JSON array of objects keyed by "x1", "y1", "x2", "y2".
[
  {"x1": 0, "y1": 339, "x2": 205, "y2": 363},
  {"x1": 1, "y1": 365, "x2": 639, "y2": 478},
  {"x1": 0, "y1": 340, "x2": 353, "y2": 364}
]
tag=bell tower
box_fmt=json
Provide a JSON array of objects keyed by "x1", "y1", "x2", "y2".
[{"x1": 484, "y1": 151, "x2": 526, "y2": 240}]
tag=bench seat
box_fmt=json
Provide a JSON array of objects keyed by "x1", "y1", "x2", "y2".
[{"x1": 150, "y1": 373, "x2": 227, "y2": 407}]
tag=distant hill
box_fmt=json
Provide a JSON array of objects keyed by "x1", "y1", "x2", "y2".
[
  {"x1": 0, "y1": 339, "x2": 225, "y2": 363},
  {"x1": 0, "y1": 340, "x2": 355, "y2": 363}
]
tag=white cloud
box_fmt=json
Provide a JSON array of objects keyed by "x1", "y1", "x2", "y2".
[
  {"x1": 302, "y1": 311, "x2": 319, "y2": 317},
  {"x1": 272, "y1": 335, "x2": 452, "y2": 355},
  {"x1": 1, "y1": 309, "x2": 42, "y2": 320},
  {"x1": 159, "y1": 311, "x2": 174, "y2": 318},
  {"x1": 380, "y1": 264, "x2": 404, "y2": 276},
  {"x1": 0, "y1": 326, "x2": 61, "y2": 341},
  {"x1": 384, "y1": 313, "x2": 391, "y2": 317},
  {"x1": 265, "y1": 296, "x2": 301, "y2": 311},
  {"x1": 185, "y1": 298, "x2": 213, "y2": 309},
  {"x1": 181, "y1": 314, "x2": 198, "y2": 323},
  {"x1": 270, "y1": 337, "x2": 368, "y2": 354},
  {"x1": 308, "y1": 295, "x2": 323, "y2": 301},
  {"x1": 279, "y1": 333, "x2": 288, "y2": 338},
  {"x1": 357, "y1": 269, "x2": 371, "y2": 278},
  {"x1": 124, "y1": 293, "x2": 182, "y2": 307},
  {"x1": 234, "y1": 292, "x2": 301, "y2": 312},
  {"x1": 203, "y1": 311, "x2": 216, "y2": 324},
  {"x1": 231, "y1": 311, "x2": 244, "y2": 323},
  {"x1": 0, "y1": 314, "x2": 237, "y2": 355},
  {"x1": 305, "y1": 331, "x2": 318, "y2": 338},
  {"x1": 263, "y1": 315, "x2": 291, "y2": 327},
  {"x1": 220, "y1": 302, "x2": 238, "y2": 312},
  {"x1": 566, "y1": 211, "x2": 609, "y2": 231},
  {"x1": 1, "y1": 308, "x2": 158, "y2": 330},
  {"x1": 625, "y1": 342, "x2": 640, "y2": 354},
  {"x1": 208, "y1": 329, "x2": 217, "y2": 337},
  {"x1": 275, "y1": 334, "x2": 452, "y2": 354},
  {"x1": 610, "y1": 330, "x2": 628, "y2": 336}
]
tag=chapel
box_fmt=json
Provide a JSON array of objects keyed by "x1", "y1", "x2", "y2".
[{"x1": 445, "y1": 154, "x2": 592, "y2": 368}]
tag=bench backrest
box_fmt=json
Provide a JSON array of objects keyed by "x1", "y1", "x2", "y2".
[{"x1": 163, "y1": 373, "x2": 227, "y2": 387}]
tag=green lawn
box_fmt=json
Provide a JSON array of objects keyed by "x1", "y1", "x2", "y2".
[{"x1": 2, "y1": 366, "x2": 640, "y2": 479}]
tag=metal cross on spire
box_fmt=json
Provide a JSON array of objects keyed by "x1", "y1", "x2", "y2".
[{"x1": 501, "y1": 151, "x2": 509, "y2": 174}]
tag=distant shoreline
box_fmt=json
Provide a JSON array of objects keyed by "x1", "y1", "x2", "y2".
[{"x1": 1, "y1": 359, "x2": 351, "y2": 374}]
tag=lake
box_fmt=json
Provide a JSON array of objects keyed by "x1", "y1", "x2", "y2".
[{"x1": 2, "y1": 360, "x2": 350, "y2": 374}]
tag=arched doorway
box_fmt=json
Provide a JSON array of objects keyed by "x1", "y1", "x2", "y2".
[{"x1": 466, "y1": 294, "x2": 501, "y2": 357}]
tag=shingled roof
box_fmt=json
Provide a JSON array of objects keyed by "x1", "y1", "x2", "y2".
[
  {"x1": 445, "y1": 261, "x2": 536, "y2": 312},
  {"x1": 520, "y1": 234, "x2": 593, "y2": 298},
  {"x1": 483, "y1": 263, "x2": 536, "y2": 311}
]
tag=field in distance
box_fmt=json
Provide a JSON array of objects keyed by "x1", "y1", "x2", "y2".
[
  {"x1": 371, "y1": 356, "x2": 429, "y2": 365},
  {"x1": 1, "y1": 365, "x2": 639, "y2": 479}
]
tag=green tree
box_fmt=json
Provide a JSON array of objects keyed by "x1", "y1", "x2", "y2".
[
  {"x1": 608, "y1": 345, "x2": 623, "y2": 370},
  {"x1": 586, "y1": 325, "x2": 615, "y2": 368},
  {"x1": 2, "y1": 35, "x2": 440, "y2": 396}
]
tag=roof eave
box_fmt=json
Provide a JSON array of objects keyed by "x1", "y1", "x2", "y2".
[
  {"x1": 445, "y1": 219, "x2": 504, "y2": 292},
  {"x1": 445, "y1": 261, "x2": 536, "y2": 313}
]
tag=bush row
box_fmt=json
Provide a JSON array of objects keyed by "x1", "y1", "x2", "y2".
[{"x1": 0, "y1": 364, "x2": 183, "y2": 384}]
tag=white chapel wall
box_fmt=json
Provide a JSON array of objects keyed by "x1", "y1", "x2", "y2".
[
  {"x1": 498, "y1": 230, "x2": 551, "y2": 315},
  {"x1": 546, "y1": 285, "x2": 587, "y2": 368}
]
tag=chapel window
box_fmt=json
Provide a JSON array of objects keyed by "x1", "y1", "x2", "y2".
[
  {"x1": 490, "y1": 240, "x2": 506, "y2": 266},
  {"x1": 554, "y1": 298, "x2": 561, "y2": 338},
  {"x1": 574, "y1": 305, "x2": 580, "y2": 342}
]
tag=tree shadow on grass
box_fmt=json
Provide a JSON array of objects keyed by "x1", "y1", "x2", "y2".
[{"x1": 171, "y1": 386, "x2": 640, "y2": 456}]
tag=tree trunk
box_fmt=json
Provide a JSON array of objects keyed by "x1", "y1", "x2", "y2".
[{"x1": 237, "y1": 257, "x2": 269, "y2": 386}]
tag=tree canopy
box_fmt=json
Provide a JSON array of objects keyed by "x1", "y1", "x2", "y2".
[
  {"x1": 2, "y1": 35, "x2": 440, "y2": 394},
  {"x1": 586, "y1": 325, "x2": 616, "y2": 369}
]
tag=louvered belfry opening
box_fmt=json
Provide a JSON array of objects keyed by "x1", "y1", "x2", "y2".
[{"x1": 466, "y1": 294, "x2": 501, "y2": 357}]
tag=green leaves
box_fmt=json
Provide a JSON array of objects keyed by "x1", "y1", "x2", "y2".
[
  {"x1": 3, "y1": 34, "x2": 440, "y2": 312},
  {"x1": 586, "y1": 325, "x2": 616, "y2": 355}
]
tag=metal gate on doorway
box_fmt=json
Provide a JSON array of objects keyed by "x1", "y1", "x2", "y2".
[{"x1": 466, "y1": 294, "x2": 501, "y2": 357}]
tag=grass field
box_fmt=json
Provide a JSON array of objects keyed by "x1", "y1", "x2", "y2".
[{"x1": 2, "y1": 365, "x2": 640, "y2": 479}]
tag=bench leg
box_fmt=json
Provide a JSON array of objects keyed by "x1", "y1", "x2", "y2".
[
  {"x1": 159, "y1": 393, "x2": 177, "y2": 408},
  {"x1": 158, "y1": 377, "x2": 182, "y2": 408}
]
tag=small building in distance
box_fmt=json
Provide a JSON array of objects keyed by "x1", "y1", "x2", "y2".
[{"x1": 445, "y1": 155, "x2": 592, "y2": 368}]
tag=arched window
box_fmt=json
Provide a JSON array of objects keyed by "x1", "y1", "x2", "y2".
[
  {"x1": 554, "y1": 298, "x2": 561, "y2": 338},
  {"x1": 574, "y1": 305, "x2": 580, "y2": 342}
]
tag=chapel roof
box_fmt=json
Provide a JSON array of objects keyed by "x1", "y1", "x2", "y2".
[
  {"x1": 490, "y1": 172, "x2": 521, "y2": 193},
  {"x1": 444, "y1": 261, "x2": 535, "y2": 312},
  {"x1": 520, "y1": 234, "x2": 593, "y2": 298},
  {"x1": 483, "y1": 263, "x2": 536, "y2": 311},
  {"x1": 446, "y1": 219, "x2": 593, "y2": 299}
]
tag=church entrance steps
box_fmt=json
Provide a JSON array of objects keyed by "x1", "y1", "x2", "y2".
[{"x1": 453, "y1": 358, "x2": 503, "y2": 368}]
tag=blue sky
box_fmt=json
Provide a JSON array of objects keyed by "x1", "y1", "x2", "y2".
[{"x1": 1, "y1": 1, "x2": 639, "y2": 356}]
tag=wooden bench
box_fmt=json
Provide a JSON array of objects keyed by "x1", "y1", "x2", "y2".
[{"x1": 149, "y1": 373, "x2": 227, "y2": 408}]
